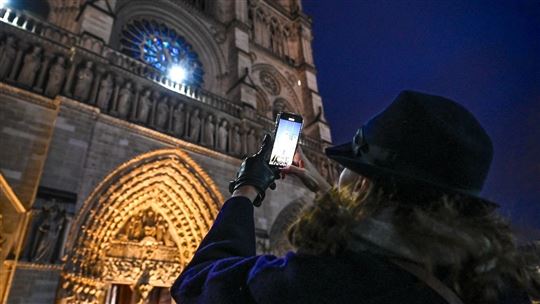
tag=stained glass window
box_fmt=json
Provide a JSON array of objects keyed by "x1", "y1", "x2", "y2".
[{"x1": 120, "y1": 19, "x2": 204, "y2": 87}]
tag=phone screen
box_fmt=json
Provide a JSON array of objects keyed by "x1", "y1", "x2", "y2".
[{"x1": 269, "y1": 113, "x2": 303, "y2": 167}]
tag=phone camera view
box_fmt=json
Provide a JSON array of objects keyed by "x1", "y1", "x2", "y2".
[{"x1": 269, "y1": 117, "x2": 302, "y2": 167}]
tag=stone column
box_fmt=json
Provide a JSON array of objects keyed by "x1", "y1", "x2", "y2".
[{"x1": 33, "y1": 53, "x2": 53, "y2": 93}]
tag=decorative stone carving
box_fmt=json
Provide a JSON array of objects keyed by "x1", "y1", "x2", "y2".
[
  {"x1": 259, "y1": 70, "x2": 280, "y2": 95},
  {"x1": 17, "y1": 45, "x2": 42, "y2": 87},
  {"x1": 117, "y1": 82, "x2": 133, "y2": 119},
  {"x1": 44, "y1": 56, "x2": 66, "y2": 97},
  {"x1": 216, "y1": 119, "x2": 229, "y2": 152},
  {"x1": 202, "y1": 114, "x2": 215, "y2": 147},
  {"x1": 30, "y1": 200, "x2": 66, "y2": 263},
  {"x1": 73, "y1": 61, "x2": 94, "y2": 101},
  {"x1": 155, "y1": 96, "x2": 169, "y2": 130},
  {"x1": 137, "y1": 89, "x2": 152, "y2": 124},
  {"x1": 0, "y1": 36, "x2": 17, "y2": 79},
  {"x1": 96, "y1": 73, "x2": 114, "y2": 112},
  {"x1": 231, "y1": 125, "x2": 242, "y2": 155},
  {"x1": 188, "y1": 108, "x2": 201, "y2": 142}
]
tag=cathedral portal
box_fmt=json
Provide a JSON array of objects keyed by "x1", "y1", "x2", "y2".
[{"x1": 57, "y1": 148, "x2": 222, "y2": 304}]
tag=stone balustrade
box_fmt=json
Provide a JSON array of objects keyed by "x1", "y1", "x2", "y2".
[{"x1": 0, "y1": 8, "x2": 341, "y2": 183}]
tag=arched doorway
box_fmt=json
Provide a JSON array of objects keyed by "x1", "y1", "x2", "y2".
[{"x1": 57, "y1": 149, "x2": 223, "y2": 303}]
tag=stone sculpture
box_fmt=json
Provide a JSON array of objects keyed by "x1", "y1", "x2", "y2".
[
  {"x1": 0, "y1": 36, "x2": 17, "y2": 79},
  {"x1": 247, "y1": 128, "x2": 258, "y2": 155},
  {"x1": 17, "y1": 46, "x2": 42, "y2": 87},
  {"x1": 96, "y1": 74, "x2": 113, "y2": 112},
  {"x1": 137, "y1": 90, "x2": 152, "y2": 124},
  {"x1": 73, "y1": 61, "x2": 94, "y2": 101},
  {"x1": 116, "y1": 82, "x2": 132, "y2": 118},
  {"x1": 44, "y1": 56, "x2": 66, "y2": 97},
  {"x1": 188, "y1": 108, "x2": 201, "y2": 142},
  {"x1": 155, "y1": 96, "x2": 169, "y2": 130},
  {"x1": 30, "y1": 201, "x2": 66, "y2": 263},
  {"x1": 171, "y1": 102, "x2": 186, "y2": 137},
  {"x1": 231, "y1": 125, "x2": 242, "y2": 155},
  {"x1": 202, "y1": 114, "x2": 215, "y2": 147},
  {"x1": 217, "y1": 120, "x2": 229, "y2": 152}
]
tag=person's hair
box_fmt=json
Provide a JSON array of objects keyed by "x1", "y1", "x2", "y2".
[{"x1": 288, "y1": 177, "x2": 540, "y2": 303}]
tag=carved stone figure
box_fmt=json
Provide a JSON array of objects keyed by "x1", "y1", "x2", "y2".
[
  {"x1": 96, "y1": 74, "x2": 113, "y2": 112},
  {"x1": 202, "y1": 114, "x2": 215, "y2": 147},
  {"x1": 155, "y1": 96, "x2": 169, "y2": 130},
  {"x1": 217, "y1": 119, "x2": 229, "y2": 152},
  {"x1": 73, "y1": 61, "x2": 94, "y2": 101},
  {"x1": 188, "y1": 108, "x2": 201, "y2": 142},
  {"x1": 231, "y1": 125, "x2": 242, "y2": 155},
  {"x1": 172, "y1": 102, "x2": 186, "y2": 137},
  {"x1": 247, "y1": 128, "x2": 258, "y2": 155},
  {"x1": 137, "y1": 90, "x2": 152, "y2": 124},
  {"x1": 17, "y1": 46, "x2": 42, "y2": 87},
  {"x1": 116, "y1": 82, "x2": 132, "y2": 118},
  {"x1": 30, "y1": 201, "x2": 66, "y2": 263},
  {"x1": 0, "y1": 36, "x2": 17, "y2": 79},
  {"x1": 44, "y1": 56, "x2": 66, "y2": 97}
]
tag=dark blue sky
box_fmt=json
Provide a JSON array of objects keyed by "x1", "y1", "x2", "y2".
[{"x1": 303, "y1": 0, "x2": 540, "y2": 237}]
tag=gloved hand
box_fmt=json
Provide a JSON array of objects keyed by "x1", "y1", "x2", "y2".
[{"x1": 229, "y1": 134, "x2": 279, "y2": 207}]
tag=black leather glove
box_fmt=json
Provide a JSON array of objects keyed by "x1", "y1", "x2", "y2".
[{"x1": 229, "y1": 134, "x2": 279, "y2": 207}]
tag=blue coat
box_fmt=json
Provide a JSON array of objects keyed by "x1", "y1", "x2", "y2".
[{"x1": 171, "y1": 197, "x2": 530, "y2": 303}]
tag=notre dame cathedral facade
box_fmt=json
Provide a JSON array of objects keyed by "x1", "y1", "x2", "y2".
[{"x1": 0, "y1": 0, "x2": 338, "y2": 303}]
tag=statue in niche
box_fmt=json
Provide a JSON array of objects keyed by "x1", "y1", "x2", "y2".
[
  {"x1": 96, "y1": 74, "x2": 114, "y2": 112},
  {"x1": 137, "y1": 89, "x2": 152, "y2": 124},
  {"x1": 247, "y1": 128, "x2": 258, "y2": 155},
  {"x1": 155, "y1": 96, "x2": 169, "y2": 130},
  {"x1": 202, "y1": 114, "x2": 215, "y2": 147},
  {"x1": 116, "y1": 82, "x2": 132, "y2": 119},
  {"x1": 231, "y1": 125, "x2": 242, "y2": 155},
  {"x1": 73, "y1": 61, "x2": 94, "y2": 101},
  {"x1": 17, "y1": 46, "x2": 42, "y2": 87},
  {"x1": 30, "y1": 200, "x2": 66, "y2": 263},
  {"x1": 217, "y1": 120, "x2": 229, "y2": 152},
  {"x1": 44, "y1": 56, "x2": 66, "y2": 97},
  {"x1": 0, "y1": 36, "x2": 17, "y2": 79},
  {"x1": 188, "y1": 108, "x2": 201, "y2": 142},
  {"x1": 171, "y1": 102, "x2": 186, "y2": 137}
]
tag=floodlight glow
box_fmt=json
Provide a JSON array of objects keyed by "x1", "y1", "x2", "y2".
[
  {"x1": 168, "y1": 65, "x2": 186, "y2": 83},
  {"x1": 0, "y1": 0, "x2": 8, "y2": 8}
]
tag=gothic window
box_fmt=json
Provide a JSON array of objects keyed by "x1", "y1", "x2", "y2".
[{"x1": 120, "y1": 19, "x2": 204, "y2": 87}]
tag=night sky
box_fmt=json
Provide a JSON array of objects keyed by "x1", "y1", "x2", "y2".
[{"x1": 302, "y1": 0, "x2": 540, "y2": 238}]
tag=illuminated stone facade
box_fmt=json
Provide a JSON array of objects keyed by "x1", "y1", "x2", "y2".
[{"x1": 0, "y1": 0, "x2": 339, "y2": 303}]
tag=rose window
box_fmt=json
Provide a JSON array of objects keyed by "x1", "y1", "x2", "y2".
[{"x1": 120, "y1": 19, "x2": 204, "y2": 87}]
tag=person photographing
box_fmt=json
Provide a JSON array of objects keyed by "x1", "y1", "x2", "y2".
[{"x1": 171, "y1": 90, "x2": 539, "y2": 303}]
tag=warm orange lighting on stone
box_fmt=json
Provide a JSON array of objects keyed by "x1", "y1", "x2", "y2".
[{"x1": 58, "y1": 148, "x2": 223, "y2": 303}]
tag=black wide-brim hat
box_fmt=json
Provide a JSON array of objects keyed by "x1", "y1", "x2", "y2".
[{"x1": 326, "y1": 90, "x2": 497, "y2": 208}]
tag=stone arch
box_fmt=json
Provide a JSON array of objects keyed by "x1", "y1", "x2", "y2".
[
  {"x1": 269, "y1": 199, "x2": 307, "y2": 256},
  {"x1": 111, "y1": 0, "x2": 226, "y2": 94},
  {"x1": 58, "y1": 148, "x2": 223, "y2": 303},
  {"x1": 252, "y1": 64, "x2": 302, "y2": 117}
]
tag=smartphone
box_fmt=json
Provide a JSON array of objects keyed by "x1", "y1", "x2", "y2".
[{"x1": 269, "y1": 112, "x2": 303, "y2": 167}]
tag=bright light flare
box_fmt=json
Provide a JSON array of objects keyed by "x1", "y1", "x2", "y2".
[
  {"x1": 168, "y1": 65, "x2": 186, "y2": 83},
  {"x1": 0, "y1": 0, "x2": 7, "y2": 8}
]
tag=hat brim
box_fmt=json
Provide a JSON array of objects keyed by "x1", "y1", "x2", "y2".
[{"x1": 326, "y1": 142, "x2": 499, "y2": 210}]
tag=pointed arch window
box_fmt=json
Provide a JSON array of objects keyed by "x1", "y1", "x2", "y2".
[{"x1": 120, "y1": 19, "x2": 204, "y2": 87}]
